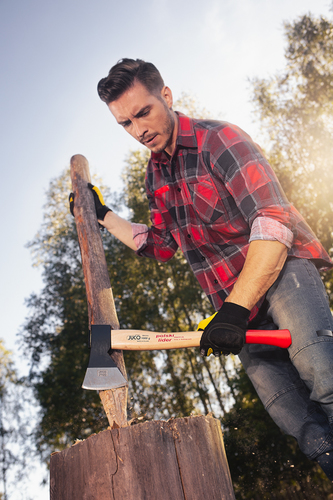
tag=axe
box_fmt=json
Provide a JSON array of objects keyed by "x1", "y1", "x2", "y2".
[{"x1": 82, "y1": 325, "x2": 291, "y2": 390}]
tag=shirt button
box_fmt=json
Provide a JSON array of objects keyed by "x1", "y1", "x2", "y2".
[
  {"x1": 187, "y1": 234, "x2": 191, "y2": 238},
  {"x1": 177, "y1": 188, "x2": 181, "y2": 192},
  {"x1": 214, "y1": 279, "x2": 218, "y2": 284},
  {"x1": 201, "y1": 256, "x2": 206, "y2": 261}
]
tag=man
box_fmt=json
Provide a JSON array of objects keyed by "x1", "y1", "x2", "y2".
[{"x1": 92, "y1": 58, "x2": 333, "y2": 478}]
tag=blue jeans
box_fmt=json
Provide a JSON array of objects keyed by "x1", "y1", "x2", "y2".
[{"x1": 239, "y1": 258, "x2": 333, "y2": 461}]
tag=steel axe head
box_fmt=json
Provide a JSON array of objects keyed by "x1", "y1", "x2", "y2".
[{"x1": 82, "y1": 324, "x2": 128, "y2": 390}]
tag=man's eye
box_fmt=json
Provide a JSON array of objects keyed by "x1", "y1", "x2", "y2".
[
  {"x1": 138, "y1": 109, "x2": 150, "y2": 118},
  {"x1": 123, "y1": 121, "x2": 131, "y2": 128}
]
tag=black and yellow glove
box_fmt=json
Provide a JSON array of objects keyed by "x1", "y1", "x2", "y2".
[
  {"x1": 69, "y1": 192, "x2": 75, "y2": 216},
  {"x1": 199, "y1": 302, "x2": 250, "y2": 357},
  {"x1": 88, "y1": 183, "x2": 112, "y2": 221},
  {"x1": 69, "y1": 184, "x2": 112, "y2": 227}
]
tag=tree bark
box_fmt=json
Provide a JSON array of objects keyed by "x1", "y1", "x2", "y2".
[{"x1": 70, "y1": 154, "x2": 127, "y2": 428}]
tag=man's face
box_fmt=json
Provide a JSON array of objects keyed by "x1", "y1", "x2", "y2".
[{"x1": 108, "y1": 81, "x2": 177, "y2": 155}]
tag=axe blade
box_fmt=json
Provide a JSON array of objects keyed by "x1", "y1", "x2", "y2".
[{"x1": 82, "y1": 324, "x2": 128, "y2": 390}]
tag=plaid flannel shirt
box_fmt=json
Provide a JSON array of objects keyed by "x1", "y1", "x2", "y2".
[{"x1": 133, "y1": 113, "x2": 332, "y2": 316}]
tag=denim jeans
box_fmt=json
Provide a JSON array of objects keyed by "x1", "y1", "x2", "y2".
[{"x1": 239, "y1": 258, "x2": 333, "y2": 461}]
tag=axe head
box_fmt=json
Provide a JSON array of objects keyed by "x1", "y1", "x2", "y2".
[{"x1": 82, "y1": 325, "x2": 128, "y2": 390}]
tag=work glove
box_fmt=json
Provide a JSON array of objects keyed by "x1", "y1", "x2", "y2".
[
  {"x1": 69, "y1": 192, "x2": 75, "y2": 216},
  {"x1": 199, "y1": 302, "x2": 250, "y2": 357},
  {"x1": 87, "y1": 183, "x2": 112, "y2": 221},
  {"x1": 68, "y1": 184, "x2": 112, "y2": 228}
]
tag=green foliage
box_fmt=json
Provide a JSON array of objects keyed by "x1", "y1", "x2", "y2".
[
  {"x1": 0, "y1": 341, "x2": 36, "y2": 500},
  {"x1": 251, "y1": 14, "x2": 333, "y2": 259},
  {"x1": 23, "y1": 171, "x2": 109, "y2": 456},
  {"x1": 220, "y1": 13, "x2": 333, "y2": 496},
  {"x1": 0, "y1": 341, "x2": 15, "y2": 397}
]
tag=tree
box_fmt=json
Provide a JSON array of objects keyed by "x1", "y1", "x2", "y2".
[
  {"x1": 22, "y1": 172, "x2": 109, "y2": 458},
  {"x1": 0, "y1": 341, "x2": 35, "y2": 500},
  {"x1": 251, "y1": 14, "x2": 333, "y2": 273},
  {"x1": 220, "y1": 13, "x2": 333, "y2": 496},
  {"x1": 0, "y1": 340, "x2": 15, "y2": 500}
]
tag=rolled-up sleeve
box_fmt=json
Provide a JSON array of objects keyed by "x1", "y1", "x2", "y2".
[
  {"x1": 211, "y1": 126, "x2": 299, "y2": 240},
  {"x1": 249, "y1": 216, "x2": 294, "y2": 248},
  {"x1": 131, "y1": 223, "x2": 149, "y2": 251}
]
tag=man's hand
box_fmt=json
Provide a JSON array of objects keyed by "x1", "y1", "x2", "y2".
[
  {"x1": 69, "y1": 184, "x2": 112, "y2": 229},
  {"x1": 199, "y1": 302, "x2": 250, "y2": 357},
  {"x1": 69, "y1": 192, "x2": 75, "y2": 216},
  {"x1": 88, "y1": 183, "x2": 112, "y2": 221}
]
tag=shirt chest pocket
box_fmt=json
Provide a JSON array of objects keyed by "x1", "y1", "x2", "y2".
[
  {"x1": 186, "y1": 176, "x2": 226, "y2": 224},
  {"x1": 153, "y1": 184, "x2": 176, "y2": 227}
]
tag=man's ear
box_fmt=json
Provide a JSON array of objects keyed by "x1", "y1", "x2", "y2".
[{"x1": 161, "y1": 86, "x2": 173, "y2": 109}]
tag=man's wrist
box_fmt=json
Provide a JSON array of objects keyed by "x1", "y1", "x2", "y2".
[
  {"x1": 221, "y1": 301, "x2": 250, "y2": 320},
  {"x1": 225, "y1": 295, "x2": 253, "y2": 311},
  {"x1": 101, "y1": 210, "x2": 114, "y2": 229}
]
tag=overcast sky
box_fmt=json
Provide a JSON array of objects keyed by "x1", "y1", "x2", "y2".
[{"x1": 1, "y1": 0, "x2": 332, "y2": 498}]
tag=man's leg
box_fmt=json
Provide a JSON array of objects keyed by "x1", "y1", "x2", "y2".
[{"x1": 239, "y1": 258, "x2": 333, "y2": 479}]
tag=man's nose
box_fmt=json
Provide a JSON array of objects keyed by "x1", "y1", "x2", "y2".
[{"x1": 133, "y1": 120, "x2": 147, "y2": 140}]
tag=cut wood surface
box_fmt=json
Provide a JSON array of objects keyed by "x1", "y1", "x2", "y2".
[
  {"x1": 70, "y1": 154, "x2": 127, "y2": 428},
  {"x1": 50, "y1": 415, "x2": 235, "y2": 500}
]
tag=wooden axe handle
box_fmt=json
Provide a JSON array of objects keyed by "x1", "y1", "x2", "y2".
[{"x1": 110, "y1": 329, "x2": 291, "y2": 350}]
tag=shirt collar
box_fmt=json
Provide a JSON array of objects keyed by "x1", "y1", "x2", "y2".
[{"x1": 151, "y1": 112, "x2": 197, "y2": 163}]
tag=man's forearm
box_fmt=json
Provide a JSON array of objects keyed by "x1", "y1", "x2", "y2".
[
  {"x1": 100, "y1": 211, "x2": 138, "y2": 251},
  {"x1": 225, "y1": 240, "x2": 288, "y2": 310}
]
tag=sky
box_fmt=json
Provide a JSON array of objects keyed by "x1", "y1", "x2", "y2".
[{"x1": 1, "y1": 0, "x2": 332, "y2": 498}]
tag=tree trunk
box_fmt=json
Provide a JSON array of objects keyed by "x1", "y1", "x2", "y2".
[
  {"x1": 50, "y1": 415, "x2": 235, "y2": 500},
  {"x1": 70, "y1": 154, "x2": 127, "y2": 428}
]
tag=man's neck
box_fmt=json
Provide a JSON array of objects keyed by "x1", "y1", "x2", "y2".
[{"x1": 164, "y1": 111, "x2": 179, "y2": 156}]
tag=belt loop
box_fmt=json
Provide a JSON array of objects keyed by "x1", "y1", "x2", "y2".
[{"x1": 316, "y1": 330, "x2": 333, "y2": 337}]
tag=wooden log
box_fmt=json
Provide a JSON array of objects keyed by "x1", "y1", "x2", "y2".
[
  {"x1": 50, "y1": 415, "x2": 235, "y2": 500},
  {"x1": 70, "y1": 154, "x2": 127, "y2": 428}
]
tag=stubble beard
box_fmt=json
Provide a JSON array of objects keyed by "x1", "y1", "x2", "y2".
[{"x1": 151, "y1": 105, "x2": 175, "y2": 154}]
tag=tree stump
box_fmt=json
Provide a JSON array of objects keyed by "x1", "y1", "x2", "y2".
[{"x1": 50, "y1": 414, "x2": 235, "y2": 500}]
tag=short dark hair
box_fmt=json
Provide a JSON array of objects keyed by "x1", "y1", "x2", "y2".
[{"x1": 97, "y1": 58, "x2": 165, "y2": 104}]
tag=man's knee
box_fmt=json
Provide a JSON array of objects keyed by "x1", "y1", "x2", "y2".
[{"x1": 291, "y1": 338, "x2": 333, "y2": 417}]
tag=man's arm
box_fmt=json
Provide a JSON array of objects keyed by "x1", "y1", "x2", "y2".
[
  {"x1": 84, "y1": 182, "x2": 177, "y2": 260},
  {"x1": 200, "y1": 239, "x2": 288, "y2": 357},
  {"x1": 225, "y1": 239, "x2": 288, "y2": 310},
  {"x1": 101, "y1": 211, "x2": 138, "y2": 251}
]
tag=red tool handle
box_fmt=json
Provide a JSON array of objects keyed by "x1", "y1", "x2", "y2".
[{"x1": 246, "y1": 329, "x2": 291, "y2": 348}]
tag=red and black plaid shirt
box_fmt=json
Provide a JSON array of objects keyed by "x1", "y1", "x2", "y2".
[{"x1": 135, "y1": 113, "x2": 332, "y2": 314}]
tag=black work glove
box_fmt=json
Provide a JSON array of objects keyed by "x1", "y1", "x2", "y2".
[
  {"x1": 69, "y1": 192, "x2": 75, "y2": 216},
  {"x1": 87, "y1": 183, "x2": 112, "y2": 221},
  {"x1": 69, "y1": 184, "x2": 112, "y2": 229},
  {"x1": 199, "y1": 302, "x2": 250, "y2": 357}
]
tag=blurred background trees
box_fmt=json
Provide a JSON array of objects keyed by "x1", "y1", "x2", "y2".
[
  {"x1": 0, "y1": 342, "x2": 35, "y2": 500},
  {"x1": 251, "y1": 14, "x2": 333, "y2": 262}
]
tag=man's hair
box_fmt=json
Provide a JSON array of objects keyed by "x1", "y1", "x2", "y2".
[{"x1": 97, "y1": 58, "x2": 165, "y2": 104}]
